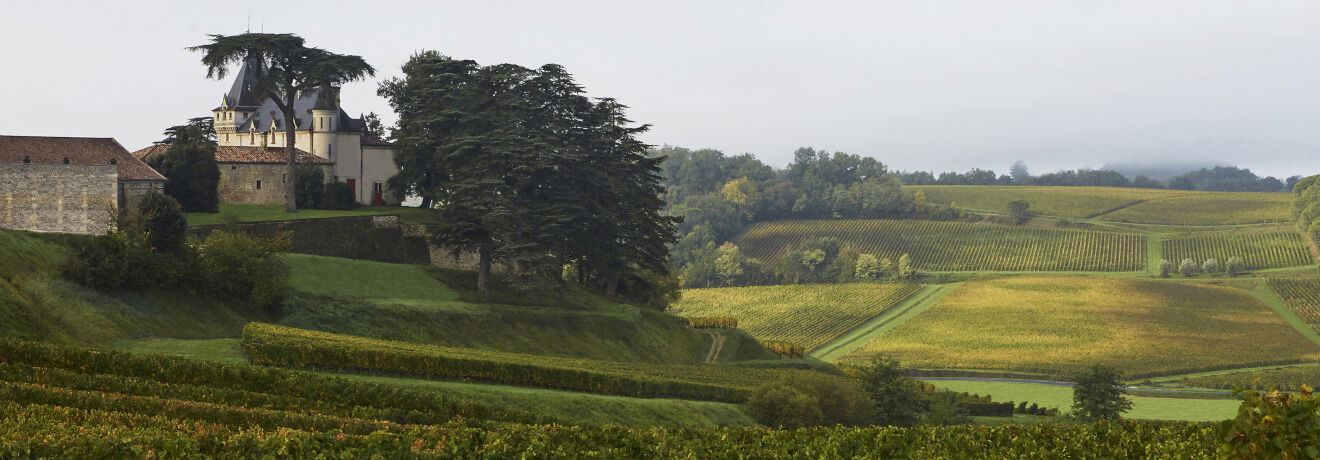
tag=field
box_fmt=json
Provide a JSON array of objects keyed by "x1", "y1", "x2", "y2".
[
  {"x1": 1102, "y1": 193, "x2": 1293, "y2": 225},
  {"x1": 735, "y1": 219, "x2": 1145, "y2": 271},
  {"x1": 841, "y1": 276, "x2": 1320, "y2": 376},
  {"x1": 1175, "y1": 365, "x2": 1320, "y2": 391},
  {"x1": 925, "y1": 380, "x2": 1239, "y2": 422},
  {"x1": 1268, "y1": 278, "x2": 1320, "y2": 331},
  {"x1": 242, "y1": 322, "x2": 800, "y2": 402},
  {"x1": 909, "y1": 185, "x2": 1168, "y2": 219},
  {"x1": 908, "y1": 185, "x2": 1291, "y2": 225},
  {"x1": 671, "y1": 283, "x2": 922, "y2": 350},
  {"x1": 1160, "y1": 228, "x2": 1314, "y2": 270}
]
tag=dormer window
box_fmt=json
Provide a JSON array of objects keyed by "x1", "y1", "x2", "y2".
[{"x1": 63, "y1": 157, "x2": 70, "y2": 164}]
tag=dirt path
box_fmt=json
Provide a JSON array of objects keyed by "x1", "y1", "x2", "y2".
[{"x1": 703, "y1": 332, "x2": 726, "y2": 363}]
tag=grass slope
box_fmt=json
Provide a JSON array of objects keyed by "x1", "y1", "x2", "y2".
[
  {"x1": 671, "y1": 283, "x2": 922, "y2": 350},
  {"x1": 736, "y1": 219, "x2": 1145, "y2": 272},
  {"x1": 843, "y1": 276, "x2": 1320, "y2": 376}
]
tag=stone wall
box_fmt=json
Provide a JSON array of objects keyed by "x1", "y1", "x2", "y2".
[
  {"x1": 119, "y1": 180, "x2": 165, "y2": 211},
  {"x1": 189, "y1": 215, "x2": 431, "y2": 265},
  {"x1": 0, "y1": 163, "x2": 117, "y2": 234},
  {"x1": 218, "y1": 163, "x2": 333, "y2": 205}
]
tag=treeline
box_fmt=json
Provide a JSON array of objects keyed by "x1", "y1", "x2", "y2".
[
  {"x1": 660, "y1": 146, "x2": 957, "y2": 287},
  {"x1": 1293, "y1": 174, "x2": 1320, "y2": 245},
  {"x1": 899, "y1": 163, "x2": 1295, "y2": 192},
  {"x1": 382, "y1": 52, "x2": 676, "y2": 305}
]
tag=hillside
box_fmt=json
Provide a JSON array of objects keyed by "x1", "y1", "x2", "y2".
[{"x1": 909, "y1": 185, "x2": 1292, "y2": 225}]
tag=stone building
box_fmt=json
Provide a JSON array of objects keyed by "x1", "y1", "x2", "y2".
[
  {"x1": 133, "y1": 145, "x2": 332, "y2": 205},
  {"x1": 205, "y1": 58, "x2": 400, "y2": 205},
  {"x1": 0, "y1": 135, "x2": 166, "y2": 234}
]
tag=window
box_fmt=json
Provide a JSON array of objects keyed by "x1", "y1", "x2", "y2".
[
  {"x1": 63, "y1": 157, "x2": 69, "y2": 164},
  {"x1": 231, "y1": 166, "x2": 237, "y2": 170},
  {"x1": 109, "y1": 159, "x2": 117, "y2": 165},
  {"x1": 22, "y1": 156, "x2": 29, "y2": 164},
  {"x1": 282, "y1": 174, "x2": 286, "y2": 183},
  {"x1": 256, "y1": 180, "x2": 262, "y2": 190},
  {"x1": 373, "y1": 182, "x2": 382, "y2": 193}
]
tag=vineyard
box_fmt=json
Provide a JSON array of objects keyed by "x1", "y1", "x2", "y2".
[
  {"x1": 841, "y1": 276, "x2": 1320, "y2": 376},
  {"x1": 242, "y1": 323, "x2": 808, "y2": 403},
  {"x1": 1101, "y1": 193, "x2": 1293, "y2": 225},
  {"x1": 735, "y1": 219, "x2": 1145, "y2": 271},
  {"x1": 908, "y1": 185, "x2": 1168, "y2": 219},
  {"x1": 1160, "y1": 229, "x2": 1314, "y2": 270},
  {"x1": 0, "y1": 338, "x2": 1228, "y2": 457},
  {"x1": 1177, "y1": 365, "x2": 1320, "y2": 392},
  {"x1": 672, "y1": 283, "x2": 922, "y2": 350},
  {"x1": 1269, "y1": 278, "x2": 1320, "y2": 331}
]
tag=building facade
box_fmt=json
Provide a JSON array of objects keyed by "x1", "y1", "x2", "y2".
[
  {"x1": 209, "y1": 58, "x2": 400, "y2": 205},
  {"x1": 0, "y1": 135, "x2": 166, "y2": 234},
  {"x1": 132, "y1": 145, "x2": 334, "y2": 205}
]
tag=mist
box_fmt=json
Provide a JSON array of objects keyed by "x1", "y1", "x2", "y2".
[{"x1": 1, "y1": 0, "x2": 1317, "y2": 178}]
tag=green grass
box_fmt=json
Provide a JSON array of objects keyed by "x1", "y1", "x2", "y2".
[
  {"x1": 185, "y1": 204, "x2": 441, "y2": 226},
  {"x1": 1160, "y1": 227, "x2": 1314, "y2": 270},
  {"x1": 925, "y1": 379, "x2": 1240, "y2": 422},
  {"x1": 671, "y1": 283, "x2": 922, "y2": 350},
  {"x1": 283, "y1": 254, "x2": 460, "y2": 301},
  {"x1": 114, "y1": 338, "x2": 246, "y2": 363},
  {"x1": 843, "y1": 276, "x2": 1320, "y2": 376},
  {"x1": 736, "y1": 219, "x2": 1145, "y2": 272},
  {"x1": 327, "y1": 372, "x2": 758, "y2": 428}
]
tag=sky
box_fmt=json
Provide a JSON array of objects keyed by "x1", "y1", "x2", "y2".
[{"x1": 2, "y1": 0, "x2": 1318, "y2": 178}]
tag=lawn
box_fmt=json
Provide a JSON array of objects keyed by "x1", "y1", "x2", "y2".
[
  {"x1": 283, "y1": 253, "x2": 459, "y2": 302},
  {"x1": 114, "y1": 338, "x2": 246, "y2": 363},
  {"x1": 185, "y1": 204, "x2": 439, "y2": 226},
  {"x1": 842, "y1": 276, "x2": 1320, "y2": 376},
  {"x1": 925, "y1": 379, "x2": 1240, "y2": 422},
  {"x1": 671, "y1": 283, "x2": 922, "y2": 350}
]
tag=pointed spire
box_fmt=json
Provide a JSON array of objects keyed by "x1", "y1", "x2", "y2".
[{"x1": 225, "y1": 56, "x2": 263, "y2": 109}]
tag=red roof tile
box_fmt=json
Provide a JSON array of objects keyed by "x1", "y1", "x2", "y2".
[
  {"x1": 0, "y1": 135, "x2": 165, "y2": 181},
  {"x1": 131, "y1": 145, "x2": 330, "y2": 165}
]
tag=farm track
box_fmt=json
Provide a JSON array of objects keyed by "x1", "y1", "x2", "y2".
[
  {"x1": 810, "y1": 284, "x2": 957, "y2": 362},
  {"x1": 1084, "y1": 199, "x2": 1148, "y2": 219},
  {"x1": 703, "y1": 332, "x2": 726, "y2": 364}
]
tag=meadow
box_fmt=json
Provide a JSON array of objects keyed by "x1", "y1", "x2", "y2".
[
  {"x1": 671, "y1": 283, "x2": 922, "y2": 350},
  {"x1": 1160, "y1": 228, "x2": 1314, "y2": 270},
  {"x1": 735, "y1": 219, "x2": 1145, "y2": 271},
  {"x1": 841, "y1": 276, "x2": 1320, "y2": 376},
  {"x1": 908, "y1": 185, "x2": 1292, "y2": 225}
]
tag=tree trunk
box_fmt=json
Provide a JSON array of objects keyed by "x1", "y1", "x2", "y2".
[
  {"x1": 477, "y1": 246, "x2": 493, "y2": 299},
  {"x1": 604, "y1": 270, "x2": 620, "y2": 297},
  {"x1": 284, "y1": 92, "x2": 298, "y2": 213},
  {"x1": 419, "y1": 196, "x2": 433, "y2": 209}
]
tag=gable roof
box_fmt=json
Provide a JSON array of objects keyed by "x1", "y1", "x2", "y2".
[
  {"x1": 131, "y1": 144, "x2": 330, "y2": 165},
  {"x1": 0, "y1": 135, "x2": 165, "y2": 181}
]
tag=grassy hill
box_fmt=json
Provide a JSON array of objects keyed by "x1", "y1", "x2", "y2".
[{"x1": 840, "y1": 275, "x2": 1320, "y2": 377}]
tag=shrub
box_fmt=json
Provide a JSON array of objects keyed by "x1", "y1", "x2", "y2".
[
  {"x1": 294, "y1": 163, "x2": 325, "y2": 209},
  {"x1": 746, "y1": 381, "x2": 822, "y2": 428},
  {"x1": 137, "y1": 191, "x2": 187, "y2": 253},
  {"x1": 780, "y1": 372, "x2": 874, "y2": 426},
  {"x1": 1158, "y1": 259, "x2": 1174, "y2": 278},
  {"x1": 196, "y1": 231, "x2": 290, "y2": 308},
  {"x1": 1201, "y1": 258, "x2": 1221, "y2": 276},
  {"x1": 1007, "y1": 199, "x2": 1032, "y2": 223},
  {"x1": 1225, "y1": 257, "x2": 1245, "y2": 277},
  {"x1": 924, "y1": 391, "x2": 971, "y2": 425},
  {"x1": 1179, "y1": 258, "x2": 1199, "y2": 277},
  {"x1": 321, "y1": 182, "x2": 358, "y2": 210}
]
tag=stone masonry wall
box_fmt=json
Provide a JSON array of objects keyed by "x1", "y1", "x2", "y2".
[
  {"x1": 0, "y1": 163, "x2": 117, "y2": 234},
  {"x1": 218, "y1": 163, "x2": 333, "y2": 205},
  {"x1": 189, "y1": 215, "x2": 431, "y2": 265}
]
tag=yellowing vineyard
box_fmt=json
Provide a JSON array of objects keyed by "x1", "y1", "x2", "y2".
[
  {"x1": 1102, "y1": 193, "x2": 1293, "y2": 225},
  {"x1": 842, "y1": 276, "x2": 1320, "y2": 376},
  {"x1": 909, "y1": 185, "x2": 1292, "y2": 225},
  {"x1": 735, "y1": 219, "x2": 1145, "y2": 272},
  {"x1": 1161, "y1": 229, "x2": 1314, "y2": 270},
  {"x1": 1269, "y1": 278, "x2": 1320, "y2": 332},
  {"x1": 671, "y1": 283, "x2": 922, "y2": 351}
]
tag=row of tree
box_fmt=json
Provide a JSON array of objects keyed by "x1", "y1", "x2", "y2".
[
  {"x1": 681, "y1": 238, "x2": 915, "y2": 288},
  {"x1": 381, "y1": 52, "x2": 677, "y2": 302},
  {"x1": 898, "y1": 162, "x2": 1295, "y2": 192}
]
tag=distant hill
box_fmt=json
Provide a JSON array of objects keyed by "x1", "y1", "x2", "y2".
[{"x1": 1099, "y1": 160, "x2": 1231, "y2": 181}]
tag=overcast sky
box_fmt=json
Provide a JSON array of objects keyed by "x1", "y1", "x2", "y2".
[{"x1": 3, "y1": 1, "x2": 1318, "y2": 178}]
